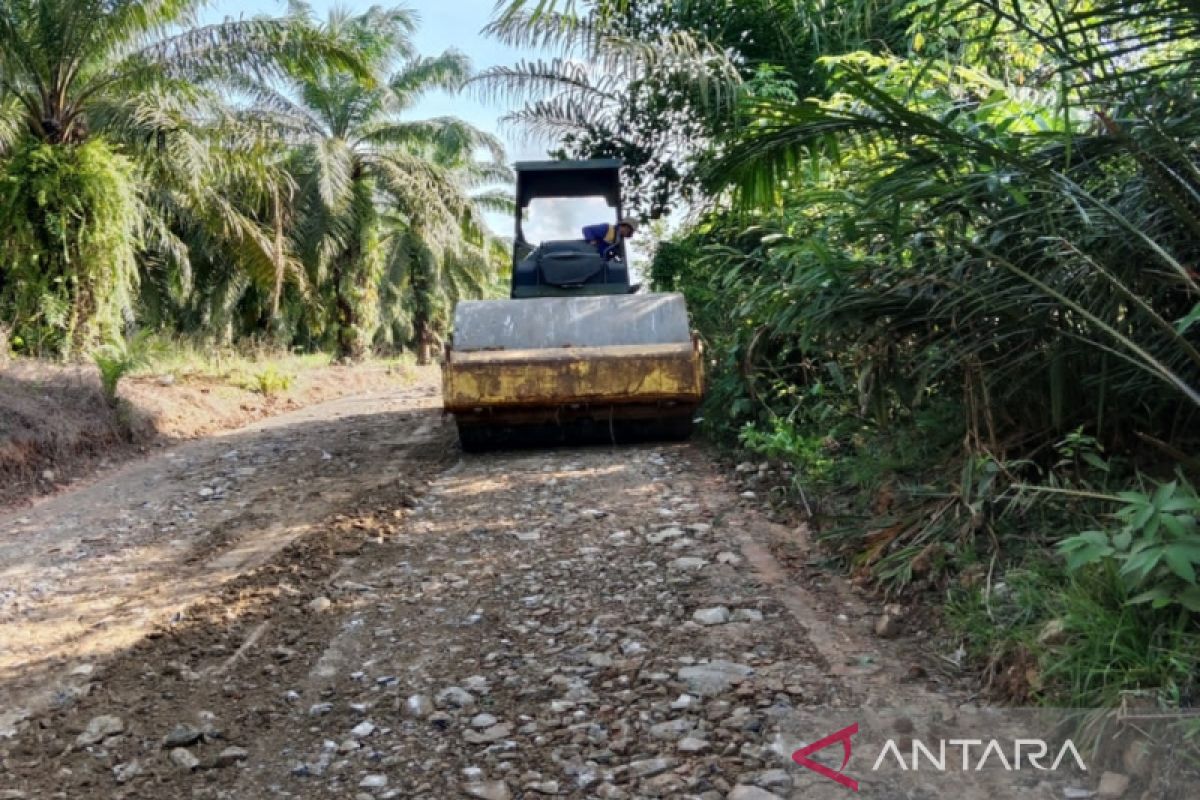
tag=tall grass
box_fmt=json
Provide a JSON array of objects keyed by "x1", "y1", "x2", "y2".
[
  {"x1": 128, "y1": 335, "x2": 334, "y2": 383},
  {"x1": 636, "y1": 0, "x2": 1200, "y2": 705}
]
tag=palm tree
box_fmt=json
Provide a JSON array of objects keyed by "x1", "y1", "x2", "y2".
[
  {"x1": 0, "y1": 0, "x2": 356, "y2": 148},
  {"x1": 0, "y1": 0, "x2": 358, "y2": 356},
  {"x1": 475, "y1": 4, "x2": 740, "y2": 216},
  {"x1": 376, "y1": 157, "x2": 515, "y2": 364},
  {"x1": 248, "y1": 4, "x2": 512, "y2": 361}
]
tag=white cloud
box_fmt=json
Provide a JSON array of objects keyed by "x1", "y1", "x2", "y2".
[{"x1": 523, "y1": 197, "x2": 613, "y2": 243}]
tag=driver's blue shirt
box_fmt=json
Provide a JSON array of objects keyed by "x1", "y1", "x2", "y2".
[{"x1": 582, "y1": 223, "x2": 620, "y2": 256}]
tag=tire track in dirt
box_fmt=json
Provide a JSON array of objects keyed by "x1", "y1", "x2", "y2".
[
  {"x1": 0, "y1": 370, "x2": 447, "y2": 733},
  {"x1": 1, "y1": 439, "x2": 990, "y2": 800},
  {"x1": 3, "y1": 382, "x2": 1145, "y2": 799}
]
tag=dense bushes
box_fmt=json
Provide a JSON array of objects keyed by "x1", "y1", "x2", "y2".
[
  {"x1": 0, "y1": 140, "x2": 140, "y2": 358},
  {"x1": 674, "y1": 2, "x2": 1200, "y2": 706},
  {"x1": 493, "y1": 0, "x2": 1200, "y2": 707}
]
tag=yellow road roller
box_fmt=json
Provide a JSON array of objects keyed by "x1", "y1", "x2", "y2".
[{"x1": 442, "y1": 159, "x2": 704, "y2": 450}]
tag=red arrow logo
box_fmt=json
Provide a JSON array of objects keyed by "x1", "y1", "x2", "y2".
[{"x1": 792, "y1": 722, "x2": 860, "y2": 791}]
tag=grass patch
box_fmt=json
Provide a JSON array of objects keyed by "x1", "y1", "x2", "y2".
[
  {"x1": 129, "y1": 335, "x2": 334, "y2": 384},
  {"x1": 238, "y1": 366, "x2": 295, "y2": 396},
  {"x1": 947, "y1": 562, "x2": 1200, "y2": 707},
  {"x1": 728, "y1": 397, "x2": 1200, "y2": 708}
]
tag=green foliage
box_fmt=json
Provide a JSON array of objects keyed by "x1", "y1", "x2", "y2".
[
  {"x1": 261, "y1": 5, "x2": 511, "y2": 361},
  {"x1": 0, "y1": 1, "x2": 505, "y2": 361},
  {"x1": 738, "y1": 418, "x2": 836, "y2": 484},
  {"x1": 1060, "y1": 478, "x2": 1200, "y2": 612},
  {"x1": 244, "y1": 366, "x2": 295, "y2": 397},
  {"x1": 0, "y1": 139, "x2": 140, "y2": 358},
  {"x1": 1043, "y1": 568, "x2": 1199, "y2": 708},
  {"x1": 92, "y1": 347, "x2": 136, "y2": 404},
  {"x1": 482, "y1": 1, "x2": 907, "y2": 217},
  {"x1": 0, "y1": 0, "x2": 366, "y2": 149},
  {"x1": 0, "y1": 0, "x2": 375, "y2": 355},
  {"x1": 496, "y1": 0, "x2": 1200, "y2": 706},
  {"x1": 127, "y1": 335, "x2": 333, "y2": 382},
  {"x1": 948, "y1": 561, "x2": 1200, "y2": 707},
  {"x1": 90, "y1": 332, "x2": 163, "y2": 403},
  {"x1": 478, "y1": 3, "x2": 745, "y2": 217}
]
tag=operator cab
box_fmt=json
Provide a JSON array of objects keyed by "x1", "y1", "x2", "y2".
[{"x1": 510, "y1": 159, "x2": 635, "y2": 299}]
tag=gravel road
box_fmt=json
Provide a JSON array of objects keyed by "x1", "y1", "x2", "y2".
[{"x1": 1, "y1": 373, "x2": 1142, "y2": 799}]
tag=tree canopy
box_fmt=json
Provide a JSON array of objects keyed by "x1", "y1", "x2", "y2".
[{"x1": 0, "y1": 0, "x2": 511, "y2": 359}]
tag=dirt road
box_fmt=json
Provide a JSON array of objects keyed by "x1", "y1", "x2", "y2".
[
  {"x1": 0, "y1": 370, "x2": 445, "y2": 727},
  {"x1": 0, "y1": 375, "x2": 1138, "y2": 799}
]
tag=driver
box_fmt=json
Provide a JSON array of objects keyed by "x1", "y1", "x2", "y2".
[{"x1": 582, "y1": 218, "x2": 637, "y2": 259}]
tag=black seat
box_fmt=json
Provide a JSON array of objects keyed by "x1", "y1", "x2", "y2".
[
  {"x1": 511, "y1": 239, "x2": 631, "y2": 297},
  {"x1": 536, "y1": 240, "x2": 605, "y2": 286}
]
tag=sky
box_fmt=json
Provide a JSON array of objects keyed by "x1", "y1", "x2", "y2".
[{"x1": 199, "y1": 0, "x2": 623, "y2": 246}]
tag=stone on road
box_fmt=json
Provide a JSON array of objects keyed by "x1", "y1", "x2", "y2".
[{"x1": 0, "y1": 382, "x2": 1039, "y2": 800}]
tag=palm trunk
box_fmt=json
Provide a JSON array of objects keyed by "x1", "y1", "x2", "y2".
[
  {"x1": 332, "y1": 250, "x2": 365, "y2": 362},
  {"x1": 416, "y1": 321, "x2": 434, "y2": 366},
  {"x1": 331, "y1": 260, "x2": 353, "y2": 361},
  {"x1": 413, "y1": 259, "x2": 431, "y2": 364}
]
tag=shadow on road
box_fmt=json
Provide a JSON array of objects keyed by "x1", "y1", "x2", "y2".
[{"x1": 0, "y1": 379, "x2": 450, "y2": 729}]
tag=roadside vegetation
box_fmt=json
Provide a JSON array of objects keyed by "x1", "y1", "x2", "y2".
[
  {"x1": 487, "y1": 0, "x2": 1200, "y2": 710},
  {"x1": 4, "y1": 0, "x2": 1197, "y2": 714},
  {"x1": 0, "y1": 1, "x2": 510, "y2": 365}
]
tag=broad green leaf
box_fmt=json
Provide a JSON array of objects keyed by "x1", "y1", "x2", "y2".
[
  {"x1": 1168, "y1": 544, "x2": 1200, "y2": 562},
  {"x1": 1130, "y1": 502, "x2": 1156, "y2": 532},
  {"x1": 1152, "y1": 481, "x2": 1178, "y2": 509},
  {"x1": 1160, "y1": 514, "x2": 1188, "y2": 539},
  {"x1": 1164, "y1": 548, "x2": 1198, "y2": 583},
  {"x1": 1120, "y1": 547, "x2": 1164, "y2": 582},
  {"x1": 1160, "y1": 496, "x2": 1200, "y2": 513},
  {"x1": 1178, "y1": 587, "x2": 1200, "y2": 613},
  {"x1": 1129, "y1": 586, "x2": 1171, "y2": 605},
  {"x1": 1063, "y1": 542, "x2": 1113, "y2": 571},
  {"x1": 1128, "y1": 538, "x2": 1157, "y2": 556}
]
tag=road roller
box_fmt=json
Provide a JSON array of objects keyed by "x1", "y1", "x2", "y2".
[{"x1": 442, "y1": 159, "x2": 704, "y2": 451}]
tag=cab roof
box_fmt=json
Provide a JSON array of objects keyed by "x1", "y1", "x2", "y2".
[{"x1": 515, "y1": 158, "x2": 623, "y2": 208}]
